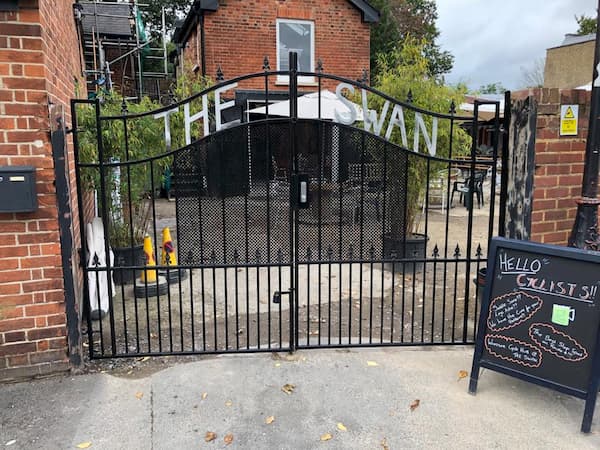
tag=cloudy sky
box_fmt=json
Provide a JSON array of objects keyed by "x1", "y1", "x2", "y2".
[{"x1": 436, "y1": 0, "x2": 598, "y2": 90}]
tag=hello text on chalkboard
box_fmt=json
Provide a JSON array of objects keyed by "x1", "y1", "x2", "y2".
[{"x1": 469, "y1": 237, "x2": 600, "y2": 433}]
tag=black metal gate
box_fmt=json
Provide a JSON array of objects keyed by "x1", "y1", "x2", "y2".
[{"x1": 72, "y1": 53, "x2": 505, "y2": 359}]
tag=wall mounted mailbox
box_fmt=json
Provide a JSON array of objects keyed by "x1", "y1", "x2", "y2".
[{"x1": 0, "y1": 166, "x2": 38, "y2": 213}]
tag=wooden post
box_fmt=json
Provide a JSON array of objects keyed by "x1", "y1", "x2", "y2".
[{"x1": 504, "y1": 96, "x2": 537, "y2": 240}]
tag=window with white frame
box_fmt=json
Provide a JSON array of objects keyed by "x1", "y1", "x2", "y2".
[{"x1": 276, "y1": 18, "x2": 315, "y2": 84}]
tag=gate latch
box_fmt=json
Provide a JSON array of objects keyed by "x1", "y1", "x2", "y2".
[
  {"x1": 272, "y1": 290, "x2": 291, "y2": 304},
  {"x1": 291, "y1": 173, "x2": 310, "y2": 209}
]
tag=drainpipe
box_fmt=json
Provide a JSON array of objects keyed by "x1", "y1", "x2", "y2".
[
  {"x1": 200, "y1": 9, "x2": 206, "y2": 77},
  {"x1": 568, "y1": 8, "x2": 600, "y2": 250}
]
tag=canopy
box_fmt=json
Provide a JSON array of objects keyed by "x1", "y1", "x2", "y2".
[{"x1": 248, "y1": 89, "x2": 364, "y2": 121}]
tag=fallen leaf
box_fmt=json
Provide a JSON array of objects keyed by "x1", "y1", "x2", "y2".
[
  {"x1": 225, "y1": 400, "x2": 233, "y2": 407},
  {"x1": 457, "y1": 370, "x2": 468, "y2": 381},
  {"x1": 337, "y1": 423, "x2": 347, "y2": 432},
  {"x1": 367, "y1": 361, "x2": 379, "y2": 367},
  {"x1": 5, "y1": 441, "x2": 16, "y2": 447},
  {"x1": 265, "y1": 415, "x2": 275, "y2": 424},
  {"x1": 281, "y1": 383, "x2": 296, "y2": 395},
  {"x1": 320, "y1": 433, "x2": 333, "y2": 441},
  {"x1": 139, "y1": 356, "x2": 150, "y2": 362},
  {"x1": 224, "y1": 434, "x2": 234, "y2": 445},
  {"x1": 410, "y1": 399, "x2": 420, "y2": 411},
  {"x1": 126, "y1": 370, "x2": 133, "y2": 375},
  {"x1": 76, "y1": 443, "x2": 92, "y2": 449},
  {"x1": 381, "y1": 437, "x2": 389, "y2": 450},
  {"x1": 202, "y1": 392, "x2": 208, "y2": 400},
  {"x1": 205, "y1": 431, "x2": 217, "y2": 442},
  {"x1": 135, "y1": 392, "x2": 143, "y2": 400}
]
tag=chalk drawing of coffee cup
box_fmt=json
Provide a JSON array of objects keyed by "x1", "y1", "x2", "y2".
[{"x1": 551, "y1": 304, "x2": 575, "y2": 326}]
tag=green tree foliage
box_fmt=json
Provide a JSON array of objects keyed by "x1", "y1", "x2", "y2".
[
  {"x1": 575, "y1": 14, "x2": 597, "y2": 35},
  {"x1": 75, "y1": 70, "x2": 213, "y2": 246},
  {"x1": 140, "y1": 0, "x2": 190, "y2": 37},
  {"x1": 369, "y1": 0, "x2": 453, "y2": 80},
  {"x1": 369, "y1": 38, "x2": 468, "y2": 235},
  {"x1": 477, "y1": 82, "x2": 507, "y2": 94}
]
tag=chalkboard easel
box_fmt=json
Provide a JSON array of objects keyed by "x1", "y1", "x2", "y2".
[{"x1": 469, "y1": 237, "x2": 600, "y2": 433}]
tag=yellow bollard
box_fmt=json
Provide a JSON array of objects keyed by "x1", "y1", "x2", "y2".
[
  {"x1": 160, "y1": 227, "x2": 177, "y2": 266},
  {"x1": 140, "y1": 234, "x2": 157, "y2": 283}
]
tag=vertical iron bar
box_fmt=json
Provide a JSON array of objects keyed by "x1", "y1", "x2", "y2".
[
  {"x1": 256, "y1": 255, "x2": 261, "y2": 349},
  {"x1": 94, "y1": 99, "x2": 117, "y2": 356},
  {"x1": 219, "y1": 139, "x2": 229, "y2": 350},
  {"x1": 498, "y1": 91, "x2": 511, "y2": 237},
  {"x1": 463, "y1": 104, "x2": 480, "y2": 342},
  {"x1": 189, "y1": 266, "x2": 195, "y2": 351},
  {"x1": 211, "y1": 254, "x2": 218, "y2": 350},
  {"x1": 487, "y1": 103, "x2": 501, "y2": 250},
  {"x1": 71, "y1": 100, "x2": 94, "y2": 359},
  {"x1": 149, "y1": 161, "x2": 163, "y2": 352},
  {"x1": 390, "y1": 258, "x2": 396, "y2": 342},
  {"x1": 289, "y1": 51, "x2": 298, "y2": 351}
]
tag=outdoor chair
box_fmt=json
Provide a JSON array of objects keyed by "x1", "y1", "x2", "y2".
[
  {"x1": 422, "y1": 168, "x2": 460, "y2": 214},
  {"x1": 346, "y1": 162, "x2": 383, "y2": 224},
  {"x1": 451, "y1": 170, "x2": 486, "y2": 209}
]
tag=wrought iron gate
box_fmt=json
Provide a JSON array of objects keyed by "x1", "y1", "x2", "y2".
[{"x1": 72, "y1": 53, "x2": 505, "y2": 359}]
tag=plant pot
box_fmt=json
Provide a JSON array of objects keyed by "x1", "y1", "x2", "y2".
[
  {"x1": 383, "y1": 232, "x2": 428, "y2": 272},
  {"x1": 112, "y1": 244, "x2": 145, "y2": 285},
  {"x1": 473, "y1": 267, "x2": 487, "y2": 305}
]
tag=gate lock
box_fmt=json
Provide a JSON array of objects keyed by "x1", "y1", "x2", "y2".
[
  {"x1": 272, "y1": 290, "x2": 291, "y2": 304},
  {"x1": 291, "y1": 173, "x2": 310, "y2": 209}
]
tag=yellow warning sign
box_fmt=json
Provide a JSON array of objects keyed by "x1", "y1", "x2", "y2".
[
  {"x1": 564, "y1": 106, "x2": 575, "y2": 119},
  {"x1": 560, "y1": 104, "x2": 578, "y2": 136}
]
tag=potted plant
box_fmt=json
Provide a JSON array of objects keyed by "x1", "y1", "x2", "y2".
[
  {"x1": 367, "y1": 38, "x2": 471, "y2": 269},
  {"x1": 76, "y1": 94, "x2": 168, "y2": 284}
]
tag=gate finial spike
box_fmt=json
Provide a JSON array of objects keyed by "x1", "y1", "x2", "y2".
[
  {"x1": 360, "y1": 68, "x2": 368, "y2": 84},
  {"x1": 454, "y1": 244, "x2": 461, "y2": 258},
  {"x1": 121, "y1": 98, "x2": 128, "y2": 114},
  {"x1": 263, "y1": 56, "x2": 270, "y2": 71},
  {"x1": 449, "y1": 100, "x2": 456, "y2": 115},
  {"x1": 433, "y1": 244, "x2": 439, "y2": 257},
  {"x1": 406, "y1": 90, "x2": 413, "y2": 103},
  {"x1": 216, "y1": 65, "x2": 224, "y2": 82},
  {"x1": 316, "y1": 58, "x2": 323, "y2": 73},
  {"x1": 476, "y1": 244, "x2": 483, "y2": 257}
]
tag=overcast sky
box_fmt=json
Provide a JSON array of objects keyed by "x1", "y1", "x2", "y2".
[{"x1": 436, "y1": 0, "x2": 598, "y2": 90}]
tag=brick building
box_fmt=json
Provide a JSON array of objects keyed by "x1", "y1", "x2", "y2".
[
  {"x1": 544, "y1": 34, "x2": 594, "y2": 89},
  {"x1": 172, "y1": 0, "x2": 379, "y2": 118},
  {"x1": 0, "y1": 0, "x2": 85, "y2": 380}
]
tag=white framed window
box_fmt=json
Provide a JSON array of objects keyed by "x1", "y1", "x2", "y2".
[{"x1": 276, "y1": 18, "x2": 315, "y2": 84}]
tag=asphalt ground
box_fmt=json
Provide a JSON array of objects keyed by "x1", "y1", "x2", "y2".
[{"x1": 1, "y1": 347, "x2": 599, "y2": 449}]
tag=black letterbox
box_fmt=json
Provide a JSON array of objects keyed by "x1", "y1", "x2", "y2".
[{"x1": 0, "y1": 166, "x2": 38, "y2": 213}]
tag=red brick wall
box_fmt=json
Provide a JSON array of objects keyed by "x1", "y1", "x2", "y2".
[
  {"x1": 182, "y1": 0, "x2": 371, "y2": 90},
  {"x1": 516, "y1": 88, "x2": 591, "y2": 246},
  {"x1": 0, "y1": 0, "x2": 85, "y2": 380}
]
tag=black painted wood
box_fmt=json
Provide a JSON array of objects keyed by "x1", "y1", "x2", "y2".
[{"x1": 505, "y1": 97, "x2": 536, "y2": 240}]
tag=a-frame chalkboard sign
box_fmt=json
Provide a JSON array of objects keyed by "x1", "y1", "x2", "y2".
[{"x1": 469, "y1": 237, "x2": 600, "y2": 433}]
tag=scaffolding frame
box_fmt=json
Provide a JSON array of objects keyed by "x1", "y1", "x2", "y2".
[{"x1": 76, "y1": 0, "x2": 168, "y2": 100}]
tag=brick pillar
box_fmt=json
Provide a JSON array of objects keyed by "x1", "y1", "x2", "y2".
[
  {"x1": 518, "y1": 88, "x2": 591, "y2": 245},
  {"x1": 0, "y1": 0, "x2": 86, "y2": 380}
]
